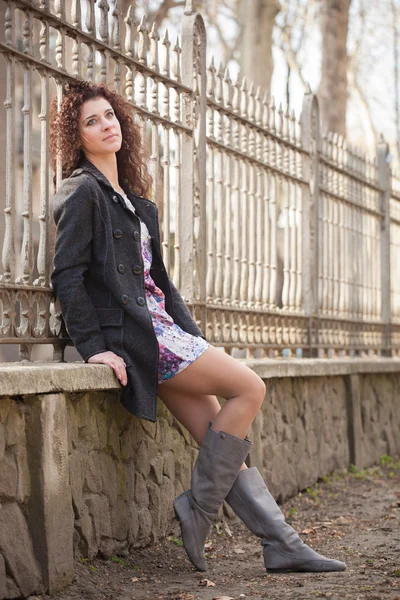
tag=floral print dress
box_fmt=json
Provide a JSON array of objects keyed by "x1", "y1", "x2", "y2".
[{"x1": 119, "y1": 191, "x2": 209, "y2": 384}]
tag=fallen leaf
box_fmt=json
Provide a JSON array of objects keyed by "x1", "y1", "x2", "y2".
[
  {"x1": 301, "y1": 528, "x2": 316, "y2": 535},
  {"x1": 233, "y1": 547, "x2": 245, "y2": 554},
  {"x1": 224, "y1": 524, "x2": 233, "y2": 537},
  {"x1": 131, "y1": 577, "x2": 139, "y2": 583},
  {"x1": 204, "y1": 541, "x2": 214, "y2": 549},
  {"x1": 199, "y1": 578, "x2": 216, "y2": 587},
  {"x1": 212, "y1": 597, "x2": 234, "y2": 600}
]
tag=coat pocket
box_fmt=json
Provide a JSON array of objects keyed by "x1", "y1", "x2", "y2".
[
  {"x1": 96, "y1": 307, "x2": 124, "y2": 327},
  {"x1": 95, "y1": 308, "x2": 131, "y2": 366}
]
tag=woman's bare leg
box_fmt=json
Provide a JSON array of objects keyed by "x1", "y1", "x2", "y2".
[
  {"x1": 158, "y1": 388, "x2": 249, "y2": 471},
  {"x1": 158, "y1": 345, "x2": 266, "y2": 440}
]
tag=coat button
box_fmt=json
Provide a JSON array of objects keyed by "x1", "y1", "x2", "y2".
[
  {"x1": 113, "y1": 228, "x2": 122, "y2": 239},
  {"x1": 136, "y1": 296, "x2": 145, "y2": 306},
  {"x1": 133, "y1": 231, "x2": 140, "y2": 241},
  {"x1": 220, "y1": 433, "x2": 226, "y2": 439},
  {"x1": 121, "y1": 295, "x2": 129, "y2": 304},
  {"x1": 132, "y1": 265, "x2": 142, "y2": 275},
  {"x1": 118, "y1": 264, "x2": 125, "y2": 274},
  {"x1": 112, "y1": 195, "x2": 119, "y2": 203}
]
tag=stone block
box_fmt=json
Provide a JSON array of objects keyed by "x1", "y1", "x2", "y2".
[
  {"x1": 5, "y1": 403, "x2": 24, "y2": 447},
  {"x1": 69, "y1": 451, "x2": 85, "y2": 517},
  {"x1": 0, "y1": 398, "x2": 11, "y2": 423},
  {"x1": 104, "y1": 393, "x2": 130, "y2": 430},
  {"x1": 66, "y1": 401, "x2": 78, "y2": 452},
  {"x1": 85, "y1": 451, "x2": 102, "y2": 495},
  {"x1": 0, "y1": 424, "x2": 5, "y2": 462},
  {"x1": 111, "y1": 497, "x2": 129, "y2": 541},
  {"x1": 85, "y1": 493, "x2": 112, "y2": 544},
  {"x1": 0, "y1": 553, "x2": 7, "y2": 598},
  {"x1": 137, "y1": 507, "x2": 152, "y2": 543},
  {"x1": 127, "y1": 463, "x2": 135, "y2": 499},
  {"x1": 16, "y1": 442, "x2": 30, "y2": 503},
  {"x1": 80, "y1": 408, "x2": 100, "y2": 449},
  {"x1": 135, "y1": 472, "x2": 149, "y2": 507},
  {"x1": 96, "y1": 408, "x2": 108, "y2": 450},
  {"x1": 163, "y1": 451, "x2": 175, "y2": 481},
  {"x1": 128, "y1": 502, "x2": 140, "y2": 543},
  {"x1": 146, "y1": 437, "x2": 158, "y2": 463},
  {"x1": 108, "y1": 421, "x2": 121, "y2": 459},
  {"x1": 116, "y1": 462, "x2": 128, "y2": 501},
  {"x1": 140, "y1": 418, "x2": 156, "y2": 439},
  {"x1": 75, "y1": 504, "x2": 95, "y2": 559},
  {"x1": 135, "y1": 440, "x2": 150, "y2": 477},
  {"x1": 99, "y1": 453, "x2": 118, "y2": 507},
  {"x1": 147, "y1": 480, "x2": 161, "y2": 539},
  {"x1": 0, "y1": 454, "x2": 18, "y2": 499},
  {"x1": 75, "y1": 394, "x2": 90, "y2": 428},
  {"x1": 37, "y1": 394, "x2": 74, "y2": 592},
  {"x1": 0, "y1": 502, "x2": 42, "y2": 597},
  {"x1": 121, "y1": 418, "x2": 143, "y2": 460},
  {"x1": 6, "y1": 576, "x2": 21, "y2": 599},
  {"x1": 159, "y1": 476, "x2": 175, "y2": 535},
  {"x1": 156, "y1": 418, "x2": 173, "y2": 448},
  {"x1": 150, "y1": 456, "x2": 164, "y2": 485},
  {"x1": 99, "y1": 538, "x2": 128, "y2": 558},
  {"x1": 175, "y1": 451, "x2": 191, "y2": 490}
]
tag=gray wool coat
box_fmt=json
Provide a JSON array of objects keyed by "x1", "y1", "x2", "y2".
[{"x1": 51, "y1": 158, "x2": 205, "y2": 422}]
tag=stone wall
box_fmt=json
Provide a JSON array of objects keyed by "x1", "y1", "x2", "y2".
[
  {"x1": 253, "y1": 376, "x2": 350, "y2": 502},
  {"x1": 0, "y1": 398, "x2": 42, "y2": 599},
  {"x1": 0, "y1": 360, "x2": 400, "y2": 599},
  {"x1": 67, "y1": 392, "x2": 198, "y2": 559}
]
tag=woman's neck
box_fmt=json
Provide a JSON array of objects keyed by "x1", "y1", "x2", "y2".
[{"x1": 83, "y1": 153, "x2": 121, "y2": 190}]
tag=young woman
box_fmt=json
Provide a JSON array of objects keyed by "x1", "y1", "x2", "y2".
[{"x1": 50, "y1": 81, "x2": 346, "y2": 574}]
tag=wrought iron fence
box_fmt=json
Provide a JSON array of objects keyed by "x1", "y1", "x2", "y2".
[{"x1": 0, "y1": 0, "x2": 398, "y2": 361}]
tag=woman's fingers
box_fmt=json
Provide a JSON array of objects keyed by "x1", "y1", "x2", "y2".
[
  {"x1": 109, "y1": 357, "x2": 128, "y2": 386},
  {"x1": 87, "y1": 351, "x2": 128, "y2": 386}
]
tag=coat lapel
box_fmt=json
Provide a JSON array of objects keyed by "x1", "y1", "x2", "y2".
[{"x1": 74, "y1": 158, "x2": 159, "y2": 242}]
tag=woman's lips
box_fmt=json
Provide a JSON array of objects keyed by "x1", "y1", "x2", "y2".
[{"x1": 104, "y1": 134, "x2": 118, "y2": 141}]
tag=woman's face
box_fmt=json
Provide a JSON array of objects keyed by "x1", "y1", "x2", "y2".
[{"x1": 78, "y1": 96, "x2": 122, "y2": 158}]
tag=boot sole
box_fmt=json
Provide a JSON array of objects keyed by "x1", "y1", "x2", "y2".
[{"x1": 266, "y1": 563, "x2": 346, "y2": 573}]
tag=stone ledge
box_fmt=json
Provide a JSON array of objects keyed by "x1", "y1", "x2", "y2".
[
  {"x1": 246, "y1": 357, "x2": 400, "y2": 379},
  {"x1": 1, "y1": 357, "x2": 400, "y2": 397}
]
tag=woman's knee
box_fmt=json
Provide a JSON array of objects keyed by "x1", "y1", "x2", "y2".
[
  {"x1": 245, "y1": 371, "x2": 266, "y2": 411},
  {"x1": 253, "y1": 373, "x2": 266, "y2": 407}
]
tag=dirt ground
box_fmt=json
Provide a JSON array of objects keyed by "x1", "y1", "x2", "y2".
[{"x1": 35, "y1": 457, "x2": 400, "y2": 600}]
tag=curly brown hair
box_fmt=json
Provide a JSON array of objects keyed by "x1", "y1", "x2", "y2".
[{"x1": 49, "y1": 81, "x2": 152, "y2": 197}]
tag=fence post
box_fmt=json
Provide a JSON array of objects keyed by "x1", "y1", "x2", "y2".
[
  {"x1": 377, "y1": 136, "x2": 392, "y2": 356},
  {"x1": 300, "y1": 88, "x2": 320, "y2": 357},
  {"x1": 180, "y1": 0, "x2": 207, "y2": 332}
]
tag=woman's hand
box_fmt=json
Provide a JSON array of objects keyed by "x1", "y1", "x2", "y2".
[{"x1": 87, "y1": 351, "x2": 128, "y2": 386}]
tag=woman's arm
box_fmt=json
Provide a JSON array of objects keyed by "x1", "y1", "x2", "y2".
[{"x1": 51, "y1": 178, "x2": 108, "y2": 361}]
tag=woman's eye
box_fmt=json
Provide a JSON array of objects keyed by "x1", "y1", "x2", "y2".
[
  {"x1": 107, "y1": 112, "x2": 114, "y2": 118},
  {"x1": 87, "y1": 118, "x2": 95, "y2": 126}
]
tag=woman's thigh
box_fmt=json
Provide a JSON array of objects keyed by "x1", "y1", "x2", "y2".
[{"x1": 158, "y1": 344, "x2": 265, "y2": 400}]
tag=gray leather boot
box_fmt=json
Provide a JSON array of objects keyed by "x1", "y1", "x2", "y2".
[
  {"x1": 174, "y1": 425, "x2": 252, "y2": 571},
  {"x1": 226, "y1": 467, "x2": 346, "y2": 573}
]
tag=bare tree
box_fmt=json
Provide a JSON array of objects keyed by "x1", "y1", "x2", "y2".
[
  {"x1": 237, "y1": 0, "x2": 281, "y2": 92},
  {"x1": 391, "y1": 0, "x2": 400, "y2": 161},
  {"x1": 317, "y1": 0, "x2": 352, "y2": 136}
]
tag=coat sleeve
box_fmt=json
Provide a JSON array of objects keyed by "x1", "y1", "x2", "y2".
[
  {"x1": 51, "y1": 179, "x2": 108, "y2": 361},
  {"x1": 152, "y1": 203, "x2": 206, "y2": 341}
]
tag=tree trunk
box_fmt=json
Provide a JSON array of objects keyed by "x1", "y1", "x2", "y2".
[
  {"x1": 238, "y1": 0, "x2": 281, "y2": 93},
  {"x1": 318, "y1": 0, "x2": 352, "y2": 136}
]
